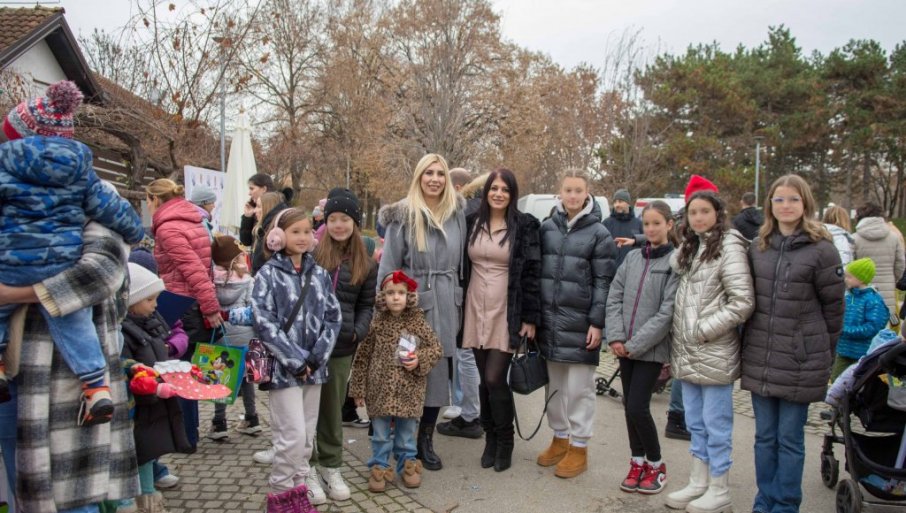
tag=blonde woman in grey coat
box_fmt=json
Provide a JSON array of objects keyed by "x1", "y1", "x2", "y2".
[
  {"x1": 665, "y1": 191, "x2": 755, "y2": 513},
  {"x1": 377, "y1": 153, "x2": 466, "y2": 471}
]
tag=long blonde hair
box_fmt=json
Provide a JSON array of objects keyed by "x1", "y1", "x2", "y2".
[
  {"x1": 407, "y1": 153, "x2": 458, "y2": 252},
  {"x1": 757, "y1": 174, "x2": 830, "y2": 250},
  {"x1": 823, "y1": 205, "x2": 851, "y2": 232},
  {"x1": 254, "y1": 192, "x2": 284, "y2": 238},
  {"x1": 146, "y1": 178, "x2": 184, "y2": 203}
]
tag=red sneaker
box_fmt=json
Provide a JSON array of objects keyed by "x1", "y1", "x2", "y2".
[
  {"x1": 638, "y1": 462, "x2": 667, "y2": 494},
  {"x1": 620, "y1": 460, "x2": 646, "y2": 492}
]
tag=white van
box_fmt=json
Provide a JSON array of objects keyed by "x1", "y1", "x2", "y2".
[
  {"x1": 517, "y1": 194, "x2": 611, "y2": 222},
  {"x1": 633, "y1": 197, "x2": 686, "y2": 217}
]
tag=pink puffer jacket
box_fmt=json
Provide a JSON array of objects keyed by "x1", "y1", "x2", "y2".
[{"x1": 152, "y1": 198, "x2": 219, "y2": 315}]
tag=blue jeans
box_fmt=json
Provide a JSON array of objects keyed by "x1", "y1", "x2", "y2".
[
  {"x1": 751, "y1": 393, "x2": 809, "y2": 513},
  {"x1": 0, "y1": 381, "x2": 16, "y2": 511},
  {"x1": 59, "y1": 505, "x2": 99, "y2": 513},
  {"x1": 368, "y1": 416, "x2": 418, "y2": 475},
  {"x1": 669, "y1": 378, "x2": 684, "y2": 412},
  {"x1": 682, "y1": 381, "x2": 734, "y2": 477},
  {"x1": 452, "y1": 348, "x2": 480, "y2": 421},
  {"x1": 0, "y1": 304, "x2": 105, "y2": 385}
]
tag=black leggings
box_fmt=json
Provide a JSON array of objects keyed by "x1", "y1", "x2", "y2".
[
  {"x1": 619, "y1": 358, "x2": 663, "y2": 461},
  {"x1": 474, "y1": 348, "x2": 514, "y2": 433}
]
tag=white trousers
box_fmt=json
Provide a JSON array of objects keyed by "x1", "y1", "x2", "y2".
[
  {"x1": 268, "y1": 385, "x2": 322, "y2": 492},
  {"x1": 545, "y1": 361, "x2": 596, "y2": 441}
]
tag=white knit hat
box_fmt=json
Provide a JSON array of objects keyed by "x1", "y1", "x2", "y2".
[{"x1": 128, "y1": 262, "x2": 165, "y2": 306}]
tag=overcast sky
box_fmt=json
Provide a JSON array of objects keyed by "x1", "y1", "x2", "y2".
[{"x1": 55, "y1": 0, "x2": 906, "y2": 69}]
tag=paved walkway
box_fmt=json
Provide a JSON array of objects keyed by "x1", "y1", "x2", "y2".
[
  {"x1": 161, "y1": 355, "x2": 837, "y2": 512},
  {"x1": 160, "y1": 398, "x2": 433, "y2": 513}
]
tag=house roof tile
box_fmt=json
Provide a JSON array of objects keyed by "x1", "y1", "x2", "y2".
[{"x1": 0, "y1": 6, "x2": 61, "y2": 53}]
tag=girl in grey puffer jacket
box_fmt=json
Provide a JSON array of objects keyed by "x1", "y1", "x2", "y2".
[
  {"x1": 606, "y1": 201, "x2": 679, "y2": 494},
  {"x1": 666, "y1": 191, "x2": 754, "y2": 513}
]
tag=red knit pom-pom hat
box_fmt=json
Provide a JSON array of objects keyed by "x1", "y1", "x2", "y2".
[
  {"x1": 2, "y1": 80, "x2": 83, "y2": 140},
  {"x1": 684, "y1": 174, "x2": 719, "y2": 203}
]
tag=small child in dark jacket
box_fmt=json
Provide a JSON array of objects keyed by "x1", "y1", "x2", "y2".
[
  {"x1": 349, "y1": 271, "x2": 442, "y2": 493},
  {"x1": 122, "y1": 263, "x2": 191, "y2": 512},
  {"x1": 832, "y1": 258, "x2": 890, "y2": 381}
]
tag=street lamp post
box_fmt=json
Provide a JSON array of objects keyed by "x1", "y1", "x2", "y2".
[
  {"x1": 213, "y1": 36, "x2": 231, "y2": 173},
  {"x1": 754, "y1": 136, "x2": 764, "y2": 206}
]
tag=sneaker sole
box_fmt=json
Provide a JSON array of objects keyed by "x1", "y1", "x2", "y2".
[
  {"x1": 237, "y1": 427, "x2": 263, "y2": 435},
  {"x1": 435, "y1": 427, "x2": 483, "y2": 439},
  {"x1": 206, "y1": 432, "x2": 229, "y2": 441},
  {"x1": 619, "y1": 484, "x2": 639, "y2": 493},
  {"x1": 637, "y1": 486, "x2": 666, "y2": 495},
  {"x1": 253, "y1": 457, "x2": 274, "y2": 465},
  {"x1": 81, "y1": 402, "x2": 115, "y2": 426}
]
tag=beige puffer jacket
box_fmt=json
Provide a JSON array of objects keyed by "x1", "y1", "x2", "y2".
[
  {"x1": 670, "y1": 229, "x2": 755, "y2": 385},
  {"x1": 854, "y1": 217, "x2": 905, "y2": 319}
]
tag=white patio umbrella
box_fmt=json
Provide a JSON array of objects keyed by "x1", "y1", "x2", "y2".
[{"x1": 219, "y1": 111, "x2": 258, "y2": 235}]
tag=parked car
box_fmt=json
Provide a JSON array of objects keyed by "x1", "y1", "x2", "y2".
[
  {"x1": 633, "y1": 196, "x2": 686, "y2": 217},
  {"x1": 517, "y1": 194, "x2": 611, "y2": 222}
]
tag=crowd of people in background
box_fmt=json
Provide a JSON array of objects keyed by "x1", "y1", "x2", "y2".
[{"x1": 2, "y1": 80, "x2": 906, "y2": 513}]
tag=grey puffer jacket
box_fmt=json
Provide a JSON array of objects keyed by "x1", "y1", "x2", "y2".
[
  {"x1": 214, "y1": 266, "x2": 255, "y2": 346},
  {"x1": 854, "y1": 216, "x2": 905, "y2": 318},
  {"x1": 606, "y1": 243, "x2": 679, "y2": 363},
  {"x1": 377, "y1": 196, "x2": 466, "y2": 357},
  {"x1": 252, "y1": 252, "x2": 341, "y2": 389},
  {"x1": 742, "y1": 231, "x2": 845, "y2": 403},
  {"x1": 538, "y1": 198, "x2": 617, "y2": 366},
  {"x1": 670, "y1": 229, "x2": 755, "y2": 385}
]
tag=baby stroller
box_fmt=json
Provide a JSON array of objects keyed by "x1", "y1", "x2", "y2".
[
  {"x1": 820, "y1": 342, "x2": 906, "y2": 513},
  {"x1": 595, "y1": 362, "x2": 672, "y2": 399}
]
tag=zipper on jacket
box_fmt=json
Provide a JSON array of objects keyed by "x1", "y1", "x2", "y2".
[
  {"x1": 627, "y1": 245, "x2": 652, "y2": 339},
  {"x1": 761, "y1": 238, "x2": 786, "y2": 395}
]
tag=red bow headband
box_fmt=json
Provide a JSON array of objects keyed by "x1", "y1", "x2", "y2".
[{"x1": 381, "y1": 270, "x2": 418, "y2": 292}]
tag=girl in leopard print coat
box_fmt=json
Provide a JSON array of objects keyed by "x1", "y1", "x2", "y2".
[{"x1": 349, "y1": 270, "x2": 442, "y2": 491}]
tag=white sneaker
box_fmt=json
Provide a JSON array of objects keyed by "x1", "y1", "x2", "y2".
[
  {"x1": 320, "y1": 467, "x2": 351, "y2": 501},
  {"x1": 442, "y1": 406, "x2": 462, "y2": 419},
  {"x1": 154, "y1": 473, "x2": 179, "y2": 489},
  {"x1": 253, "y1": 447, "x2": 275, "y2": 465},
  {"x1": 305, "y1": 469, "x2": 328, "y2": 505}
]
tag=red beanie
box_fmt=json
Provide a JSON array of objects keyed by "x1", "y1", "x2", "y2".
[{"x1": 684, "y1": 175, "x2": 719, "y2": 203}]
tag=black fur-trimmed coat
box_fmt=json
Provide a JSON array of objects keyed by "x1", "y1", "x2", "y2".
[{"x1": 460, "y1": 211, "x2": 542, "y2": 350}]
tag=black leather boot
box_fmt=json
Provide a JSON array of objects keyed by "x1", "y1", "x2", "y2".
[
  {"x1": 417, "y1": 423, "x2": 443, "y2": 471},
  {"x1": 479, "y1": 383, "x2": 496, "y2": 468},
  {"x1": 490, "y1": 389, "x2": 515, "y2": 472},
  {"x1": 665, "y1": 410, "x2": 691, "y2": 441}
]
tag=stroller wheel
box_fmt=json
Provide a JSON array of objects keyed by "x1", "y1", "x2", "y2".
[
  {"x1": 595, "y1": 377, "x2": 607, "y2": 396},
  {"x1": 835, "y1": 479, "x2": 862, "y2": 513},
  {"x1": 820, "y1": 452, "x2": 839, "y2": 489}
]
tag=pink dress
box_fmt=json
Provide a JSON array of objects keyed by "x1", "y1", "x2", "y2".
[{"x1": 462, "y1": 227, "x2": 511, "y2": 352}]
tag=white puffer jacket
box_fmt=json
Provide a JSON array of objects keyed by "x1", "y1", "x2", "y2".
[
  {"x1": 670, "y1": 229, "x2": 755, "y2": 385},
  {"x1": 854, "y1": 217, "x2": 905, "y2": 319}
]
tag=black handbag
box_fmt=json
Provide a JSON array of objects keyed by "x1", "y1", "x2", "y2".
[
  {"x1": 508, "y1": 336, "x2": 557, "y2": 440},
  {"x1": 509, "y1": 336, "x2": 548, "y2": 394}
]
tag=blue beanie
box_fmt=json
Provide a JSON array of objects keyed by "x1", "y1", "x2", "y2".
[{"x1": 129, "y1": 247, "x2": 158, "y2": 275}]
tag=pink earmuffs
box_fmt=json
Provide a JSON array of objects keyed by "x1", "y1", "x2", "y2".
[{"x1": 266, "y1": 208, "x2": 294, "y2": 252}]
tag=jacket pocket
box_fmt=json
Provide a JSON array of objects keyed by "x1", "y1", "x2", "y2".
[
  {"x1": 793, "y1": 331, "x2": 807, "y2": 363},
  {"x1": 419, "y1": 289, "x2": 437, "y2": 311}
]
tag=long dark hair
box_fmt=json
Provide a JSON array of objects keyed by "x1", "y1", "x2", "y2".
[
  {"x1": 469, "y1": 168, "x2": 519, "y2": 248},
  {"x1": 641, "y1": 200, "x2": 679, "y2": 247},
  {"x1": 677, "y1": 192, "x2": 728, "y2": 271},
  {"x1": 248, "y1": 173, "x2": 275, "y2": 191}
]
